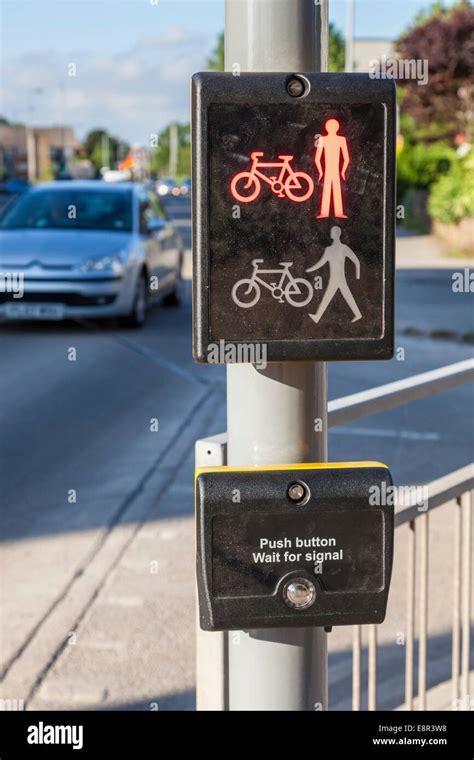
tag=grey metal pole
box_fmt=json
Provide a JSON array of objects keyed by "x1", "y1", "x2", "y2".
[
  {"x1": 169, "y1": 122, "x2": 179, "y2": 179},
  {"x1": 345, "y1": 0, "x2": 354, "y2": 73},
  {"x1": 225, "y1": 0, "x2": 329, "y2": 711}
]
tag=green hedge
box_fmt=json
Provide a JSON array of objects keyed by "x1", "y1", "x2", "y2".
[
  {"x1": 397, "y1": 141, "x2": 455, "y2": 199},
  {"x1": 428, "y1": 151, "x2": 474, "y2": 225}
]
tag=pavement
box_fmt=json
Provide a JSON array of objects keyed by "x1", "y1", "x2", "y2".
[
  {"x1": 396, "y1": 229, "x2": 472, "y2": 270},
  {"x1": 0, "y1": 195, "x2": 472, "y2": 711}
]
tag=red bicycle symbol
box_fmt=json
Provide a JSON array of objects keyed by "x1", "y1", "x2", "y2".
[{"x1": 230, "y1": 151, "x2": 314, "y2": 203}]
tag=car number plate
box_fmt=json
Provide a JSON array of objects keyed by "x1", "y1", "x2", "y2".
[{"x1": 4, "y1": 302, "x2": 65, "y2": 320}]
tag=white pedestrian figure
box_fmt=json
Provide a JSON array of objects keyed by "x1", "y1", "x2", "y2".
[{"x1": 307, "y1": 226, "x2": 362, "y2": 323}]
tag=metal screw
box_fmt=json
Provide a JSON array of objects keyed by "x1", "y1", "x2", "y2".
[
  {"x1": 287, "y1": 482, "x2": 306, "y2": 502},
  {"x1": 284, "y1": 578, "x2": 316, "y2": 610},
  {"x1": 287, "y1": 76, "x2": 305, "y2": 97}
]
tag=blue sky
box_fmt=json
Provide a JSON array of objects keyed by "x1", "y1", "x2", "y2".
[{"x1": 0, "y1": 0, "x2": 459, "y2": 144}]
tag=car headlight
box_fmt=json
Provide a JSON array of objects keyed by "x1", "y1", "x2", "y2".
[{"x1": 80, "y1": 255, "x2": 124, "y2": 274}]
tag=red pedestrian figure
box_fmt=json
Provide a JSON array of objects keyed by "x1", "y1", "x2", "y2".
[{"x1": 314, "y1": 118, "x2": 350, "y2": 219}]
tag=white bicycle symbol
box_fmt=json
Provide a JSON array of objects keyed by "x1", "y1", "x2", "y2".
[{"x1": 232, "y1": 259, "x2": 314, "y2": 309}]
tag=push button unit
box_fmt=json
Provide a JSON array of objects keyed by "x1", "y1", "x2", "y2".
[{"x1": 195, "y1": 462, "x2": 394, "y2": 631}]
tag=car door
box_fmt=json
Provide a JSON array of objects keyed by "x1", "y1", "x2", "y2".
[
  {"x1": 137, "y1": 189, "x2": 163, "y2": 288},
  {"x1": 146, "y1": 192, "x2": 180, "y2": 292}
]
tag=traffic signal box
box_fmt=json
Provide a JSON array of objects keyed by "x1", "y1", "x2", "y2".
[{"x1": 192, "y1": 72, "x2": 396, "y2": 363}]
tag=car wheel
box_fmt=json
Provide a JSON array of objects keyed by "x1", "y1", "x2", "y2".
[
  {"x1": 120, "y1": 272, "x2": 147, "y2": 328},
  {"x1": 162, "y1": 286, "x2": 181, "y2": 307}
]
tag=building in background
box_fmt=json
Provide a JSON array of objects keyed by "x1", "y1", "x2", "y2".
[
  {"x1": 0, "y1": 123, "x2": 81, "y2": 183},
  {"x1": 352, "y1": 38, "x2": 395, "y2": 72}
]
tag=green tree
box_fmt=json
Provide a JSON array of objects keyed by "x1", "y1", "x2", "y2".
[
  {"x1": 81, "y1": 129, "x2": 129, "y2": 174},
  {"x1": 206, "y1": 31, "x2": 224, "y2": 71},
  {"x1": 328, "y1": 22, "x2": 345, "y2": 72},
  {"x1": 395, "y1": 1, "x2": 474, "y2": 142},
  {"x1": 397, "y1": 140, "x2": 455, "y2": 197},
  {"x1": 411, "y1": 0, "x2": 445, "y2": 27},
  {"x1": 428, "y1": 151, "x2": 474, "y2": 226},
  {"x1": 150, "y1": 123, "x2": 190, "y2": 180},
  {"x1": 205, "y1": 26, "x2": 346, "y2": 72}
]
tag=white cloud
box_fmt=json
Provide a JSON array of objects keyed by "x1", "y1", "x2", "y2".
[
  {"x1": 63, "y1": 90, "x2": 89, "y2": 110},
  {"x1": 140, "y1": 25, "x2": 193, "y2": 49},
  {"x1": 92, "y1": 57, "x2": 115, "y2": 72},
  {"x1": 114, "y1": 59, "x2": 141, "y2": 82},
  {"x1": 0, "y1": 27, "x2": 213, "y2": 144}
]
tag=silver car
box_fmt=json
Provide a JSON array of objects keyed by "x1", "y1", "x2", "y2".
[{"x1": 0, "y1": 180, "x2": 183, "y2": 326}]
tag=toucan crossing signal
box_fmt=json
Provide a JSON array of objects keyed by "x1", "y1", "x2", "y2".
[{"x1": 192, "y1": 72, "x2": 396, "y2": 363}]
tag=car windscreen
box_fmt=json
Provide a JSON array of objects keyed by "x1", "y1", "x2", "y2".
[{"x1": 0, "y1": 188, "x2": 133, "y2": 232}]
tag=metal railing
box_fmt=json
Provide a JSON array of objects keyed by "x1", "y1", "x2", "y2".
[
  {"x1": 334, "y1": 359, "x2": 474, "y2": 711},
  {"x1": 352, "y1": 465, "x2": 473, "y2": 711},
  {"x1": 196, "y1": 358, "x2": 474, "y2": 710},
  {"x1": 327, "y1": 358, "x2": 474, "y2": 428}
]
